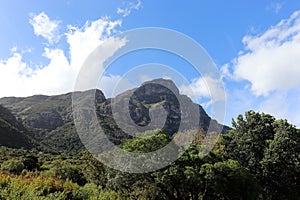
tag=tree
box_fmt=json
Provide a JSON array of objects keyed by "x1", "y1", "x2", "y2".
[
  {"x1": 222, "y1": 110, "x2": 276, "y2": 173},
  {"x1": 222, "y1": 111, "x2": 300, "y2": 199},
  {"x1": 105, "y1": 131, "x2": 171, "y2": 199},
  {"x1": 261, "y1": 120, "x2": 300, "y2": 199},
  {"x1": 200, "y1": 159, "x2": 260, "y2": 200},
  {"x1": 23, "y1": 155, "x2": 39, "y2": 171},
  {"x1": 122, "y1": 130, "x2": 171, "y2": 153},
  {"x1": 80, "y1": 151, "x2": 106, "y2": 187},
  {"x1": 154, "y1": 144, "x2": 209, "y2": 200},
  {"x1": 50, "y1": 161, "x2": 87, "y2": 186}
]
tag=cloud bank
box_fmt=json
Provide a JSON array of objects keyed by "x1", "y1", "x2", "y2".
[
  {"x1": 227, "y1": 10, "x2": 300, "y2": 96},
  {"x1": 223, "y1": 10, "x2": 300, "y2": 126},
  {"x1": 0, "y1": 13, "x2": 122, "y2": 97}
]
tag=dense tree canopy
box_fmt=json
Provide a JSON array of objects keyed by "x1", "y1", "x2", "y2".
[{"x1": 222, "y1": 111, "x2": 300, "y2": 200}]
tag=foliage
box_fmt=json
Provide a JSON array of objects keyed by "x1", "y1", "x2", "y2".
[
  {"x1": 122, "y1": 130, "x2": 171, "y2": 153},
  {"x1": 260, "y1": 120, "x2": 300, "y2": 199},
  {"x1": 0, "y1": 110, "x2": 299, "y2": 199},
  {"x1": 48, "y1": 161, "x2": 87, "y2": 186},
  {"x1": 200, "y1": 159, "x2": 260, "y2": 200},
  {"x1": 222, "y1": 111, "x2": 300, "y2": 199},
  {"x1": 1, "y1": 159, "x2": 25, "y2": 174},
  {"x1": 222, "y1": 110, "x2": 276, "y2": 173}
]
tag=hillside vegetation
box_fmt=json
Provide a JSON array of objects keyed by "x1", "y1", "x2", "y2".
[{"x1": 0, "y1": 111, "x2": 299, "y2": 199}]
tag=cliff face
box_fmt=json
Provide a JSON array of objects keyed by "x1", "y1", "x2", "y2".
[
  {"x1": 122, "y1": 79, "x2": 227, "y2": 135},
  {"x1": 0, "y1": 79, "x2": 229, "y2": 152}
]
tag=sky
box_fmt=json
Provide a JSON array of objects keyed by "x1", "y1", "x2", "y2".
[{"x1": 1, "y1": 0, "x2": 300, "y2": 127}]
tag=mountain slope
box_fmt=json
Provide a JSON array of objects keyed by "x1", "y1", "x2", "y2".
[
  {"x1": 0, "y1": 90, "x2": 127, "y2": 152},
  {"x1": 0, "y1": 105, "x2": 34, "y2": 149},
  {"x1": 0, "y1": 79, "x2": 229, "y2": 152}
]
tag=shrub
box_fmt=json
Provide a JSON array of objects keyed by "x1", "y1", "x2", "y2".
[{"x1": 1, "y1": 159, "x2": 26, "y2": 174}]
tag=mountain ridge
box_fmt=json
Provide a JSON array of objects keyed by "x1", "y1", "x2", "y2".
[{"x1": 0, "y1": 79, "x2": 229, "y2": 152}]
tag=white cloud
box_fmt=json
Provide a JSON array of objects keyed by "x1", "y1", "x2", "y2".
[
  {"x1": 74, "y1": 36, "x2": 127, "y2": 93},
  {"x1": 29, "y1": 12, "x2": 61, "y2": 44},
  {"x1": 0, "y1": 48, "x2": 73, "y2": 97},
  {"x1": 0, "y1": 14, "x2": 124, "y2": 98},
  {"x1": 220, "y1": 63, "x2": 235, "y2": 80},
  {"x1": 221, "y1": 10, "x2": 300, "y2": 127},
  {"x1": 0, "y1": 53, "x2": 30, "y2": 97},
  {"x1": 226, "y1": 10, "x2": 300, "y2": 96},
  {"x1": 179, "y1": 76, "x2": 226, "y2": 104},
  {"x1": 66, "y1": 17, "x2": 122, "y2": 74},
  {"x1": 117, "y1": 0, "x2": 142, "y2": 17}
]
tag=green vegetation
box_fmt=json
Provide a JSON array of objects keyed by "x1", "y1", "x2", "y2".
[{"x1": 0, "y1": 110, "x2": 299, "y2": 199}]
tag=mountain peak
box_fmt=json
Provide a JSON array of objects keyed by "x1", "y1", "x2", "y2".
[{"x1": 142, "y1": 78, "x2": 179, "y2": 94}]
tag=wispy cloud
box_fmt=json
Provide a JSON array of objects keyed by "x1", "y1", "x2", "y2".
[
  {"x1": 117, "y1": 0, "x2": 142, "y2": 17},
  {"x1": 29, "y1": 12, "x2": 61, "y2": 45},
  {"x1": 266, "y1": 2, "x2": 284, "y2": 14}
]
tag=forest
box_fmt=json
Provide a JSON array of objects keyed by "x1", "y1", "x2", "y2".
[{"x1": 0, "y1": 110, "x2": 299, "y2": 200}]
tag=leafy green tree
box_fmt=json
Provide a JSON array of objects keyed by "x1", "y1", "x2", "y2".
[
  {"x1": 50, "y1": 161, "x2": 87, "y2": 186},
  {"x1": 106, "y1": 168, "x2": 159, "y2": 199},
  {"x1": 222, "y1": 110, "x2": 276, "y2": 173},
  {"x1": 122, "y1": 130, "x2": 171, "y2": 153},
  {"x1": 261, "y1": 120, "x2": 300, "y2": 199},
  {"x1": 105, "y1": 131, "x2": 169, "y2": 198},
  {"x1": 154, "y1": 144, "x2": 207, "y2": 200},
  {"x1": 200, "y1": 159, "x2": 260, "y2": 200},
  {"x1": 80, "y1": 151, "x2": 106, "y2": 187},
  {"x1": 222, "y1": 111, "x2": 300, "y2": 199}
]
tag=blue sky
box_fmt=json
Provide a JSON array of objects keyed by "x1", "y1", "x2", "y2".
[{"x1": 1, "y1": 0, "x2": 300, "y2": 127}]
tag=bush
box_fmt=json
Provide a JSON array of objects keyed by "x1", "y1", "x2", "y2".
[
  {"x1": 1, "y1": 159, "x2": 26, "y2": 174},
  {"x1": 23, "y1": 155, "x2": 39, "y2": 171},
  {"x1": 48, "y1": 161, "x2": 87, "y2": 186}
]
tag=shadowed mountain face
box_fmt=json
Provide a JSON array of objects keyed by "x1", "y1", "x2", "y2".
[
  {"x1": 0, "y1": 105, "x2": 34, "y2": 149},
  {"x1": 0, "y1": 79, "x2": 229, "y2": 152}
]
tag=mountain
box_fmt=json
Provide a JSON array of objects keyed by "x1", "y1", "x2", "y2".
[
  {"x1": 0, "y1": 90, "x2": 128, "y2": 152},
  {"x1": 0, "y1": 79, "x2": 229, "y2": 152},
  {"x1": 0, "y1": 105, "x2": 34, "y2": 149},
  {"x1": 101, "y1": 79, "x2": 228, "y2": 135}
]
